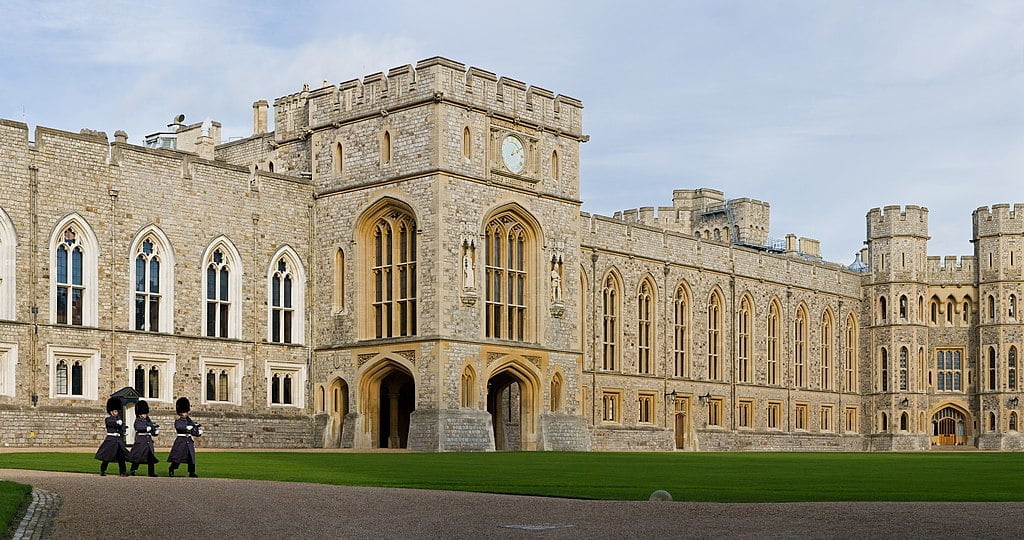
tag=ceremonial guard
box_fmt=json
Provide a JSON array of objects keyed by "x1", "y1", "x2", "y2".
[
  {"x1": 128, "y1": 399, "x2": 160, "y2": 477},
  {"x1": 94, "y1": 397, "x2": 129, "y2": 476},
  {"x1": 167, "y1": 397, "x2": 203, "y2": 477}
]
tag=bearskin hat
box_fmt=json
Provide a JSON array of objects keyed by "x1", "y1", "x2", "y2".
[
  {"x1": 106, "y1": 396, "x2": 121, "y2": 414},
  {"x1": 136, "y1": 400, "x2": 149, "y2": 415},
  {"x1": 175, "y1": 396, "x2": 191, "y2": 415}
]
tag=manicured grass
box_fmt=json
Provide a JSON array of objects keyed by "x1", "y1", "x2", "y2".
[
  {"x1": 1, "y1": 452, "x2": 1022, "y2": 502},
  {"x1": 0, "y1": 480, "x2": 32, "y2": 535}
]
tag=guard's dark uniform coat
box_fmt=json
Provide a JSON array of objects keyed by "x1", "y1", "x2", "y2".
[
  {"x1": 128, "y1": 417, "x2": 160, "y2": 465},
  {"x1": 94, "y1": 415, "x2": 129, "y2": 462},
  {"x1": 167, "y1": 417, "x2": 201, "y2": 464}
]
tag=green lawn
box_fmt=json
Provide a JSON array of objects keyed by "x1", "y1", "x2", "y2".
[
  {"x1": 0, "y1": 480, "x2": 31, "y2": 536},
  {"x1": 0, "y1": 452, "x2": 1022, "y2": 502}
]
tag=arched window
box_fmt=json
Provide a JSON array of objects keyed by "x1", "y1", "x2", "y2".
[
  {"x1": 844, "y1": 315, "x2": 857, "y2": 392},
  {"x1": 1010, "y1": 347, "x2": 1018, "y2": 391},
  {"x1": 900, "y1": 412, "x2": 908, "y2": 431},
  {"x1": 767, "y1": 301, "x2": 781, "y2": 385},
  {"x1": 917, "y1": 296, "x2": 923, "y2": 322},
  {"x1": 130, "y1": 227, "x2": 174, "y2": 333},
  {"x1": 707, "y1": 290, "x2": 723, "y2": 380},
  {"x1": 550, "y1": 372, "x2": 563, "y2": 412},
  {"x1": 880, "y1": 348, "x2": 889, "y2": 392},
  {"x1": 52, "y1": 217, "x2": 99, "y2": 326},
  {"x1": 369, "y1": 207, "x2": 417, "y2": 339},
  {"x1": 460, "y1": 366, "x2": 475, "y2": 408},
  {"x1": 637, "y1": 279, "x2": 654, "y2": 375},
  {"x1": 1010, "y1": 295, "x2": 1017, "y2": 319},
  {"x1": 267, "y1": 161, "x2": 275, "y2": 173},
  {"x1": 899, "y1": 346, "x2": 908, "y2": 391},
  {"x1": 333, "y1": 248, "x2": 345, "y2": 313},
  {"x1": 672, "y1": 285, "x2": 689, "y2": 377},
  {"x1": 1010, "y1": 412, "x2": 1018, "y2": 432},
  {"x1": 899, "y1": 295, "x2": 907, "y2": 319},
  {"x1": 0, "y1": 208, "x2": 16, "y2": 320},
  {"x1": 203, "y1": 240, "x2": 242, "y2": 339},
  {"x1": 381, "y1": 130, "x2": 391, "y2": 164},
  {"x1": 551, "y1": 150, "x2": 559, "y2": 180},
  {"x1": 820, "y1": 310, "x2": 833, "y2": 390},
  {"x1": 946, "y1": 300, "x2": 954, "y2": 324},
  {"x1": 880, "y1": 412, "x2": 888, "y2": 433},
  {"x1": 930, "y1": 301, "x2": 937, "y2": 324},
  {"x1": 462, "y1": 127, "x2": 471, "y2": 159},
  {"x1": 989, "y1": 295, "x2": 996, "y2": 320},
  {"x1": 332, "y1": 142, "x2": 343, "y2": 175},
  {"x1": 601, "y1": 273, "x2": 621, "y2": 370},
  {"x1": 270, "y1": 258, "x2": 294, "y2": 343},
  {"x1": 794, "y1": 306, "x2": 807, "y2": 387},
  {"x1": 989, "y1": 347, "x2": 997, "y2": 390},
  {"x1": 485, "y1": 213, "x2": 532, "y2": 341},
  {"x1": 879, "y1": 296, "x2": 887, "y2": 322},
  {"x1": 55, "y1": 359, "x2": 68, "y2": 395},
  {"x1": 962, "y1": 300, "x2": 969, "y2": 323},
  {"x1": 989, "y1": 411, "x2": 996, "y2": 431},
  {"x1": 737, "y1": 296, "x2": 752, "y2": 383}
]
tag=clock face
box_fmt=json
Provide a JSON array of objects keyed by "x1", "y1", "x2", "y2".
[{"x1": 501, "y1": 135, "x2": 526, "y2": 174}]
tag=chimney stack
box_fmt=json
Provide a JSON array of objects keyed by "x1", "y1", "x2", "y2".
[{"x1": 253, "y1": 100, "x2": 269, "y2": 135}]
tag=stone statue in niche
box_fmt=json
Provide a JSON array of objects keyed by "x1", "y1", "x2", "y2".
[
  {"x1": 463, "y1": 252, "x2": 475, "y2": 289},
  {"x1": 551, "y1": 269, "x2": 562, "y2": 303}
]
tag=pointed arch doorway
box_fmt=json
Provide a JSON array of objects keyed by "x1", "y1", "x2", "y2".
[
  {"x1": 486, "y1": 357, "x2": 540, "y2": 451},
  {"x1": 931, "y1": 405, "x2": 969, "y2": 446},
  {"x1": 359, "y1": 359, "x2": 416, "y2": 449}
]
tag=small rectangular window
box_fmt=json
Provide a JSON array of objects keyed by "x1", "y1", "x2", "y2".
[{"x1": 738, "y1": 399, "x2": 753, "y2": 429}]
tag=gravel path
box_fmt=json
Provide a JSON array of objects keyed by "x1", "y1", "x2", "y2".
[{"x1": 1, "y1": 468, "x2": 1021, "y2": 539}]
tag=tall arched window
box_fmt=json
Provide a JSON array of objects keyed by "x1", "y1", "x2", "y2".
[
  {"x1": 267, "y1": 247, "x2": 307, "y2": 344},
  {"x1": 899, "y1": 295, "x2": 907, "y2": 319},
  {"x1": 332, "y1": 142, "x2": 343, "y2": 175},
  {"x1": 1008, "y1": 347, "x2": 1017, "y2": 391},
  {"x1": 989, "y1": 347, "x2": 997, "y2": 390},
  {"x1": 550, "y1": 372, "x2": 563, "y2": 412},
  {"x1": 551, "y1": 150, "x2": 559, "y2": 180},
  {"x1": 637, "y1": 278, "x2": 654, "y2": 375},
  {"x1": 989, "y1": 295, "x2": 996, "y2": 320},
  {"x1": 601, "y1": 272, "x2": 621, "y2": 370},
  {"x1": 880, "y1": 348, "x2": 889, "y2": 392},
  {"x1": 844, "y1": 315, "x2": 857, "y2": 392},
  {"x1": 946, "y1": 300, "x2": 954, "y2": 324},
  {"x1": 899, "y1": 346, "x2": 908, "y2": 391},
  {"x1": 205, "y1": 248, "x2": 230, "y2": 337},
  {"x1": 485, "y1": 213, "x2": 532, "y2": 341},
  {"x1": 794, "y1": 306, "x2": 807, "y2": 387},
  {"x1": 0, "y1": 208, "x2": 16, "y2": 320},
  {"x1": 767, "y1": 301, "x2": 780, "y2": 385},
  {"x1": 673, "y1": 285, "x2": 689, "y2": 377},
  {"x1": 1011, "y1": 412, "x2": 1019, "y2": 432},
  {"x1": 333, "y1": 248, "x2": 345, "y2": 313},
  {"x1": 130, "y1": 227, "x2": 174, "y2": 333},
  {"x1": 462, "y1": 127, "x2": 471, "y2": 159},
  {"x1": 52, "y1": 217, "x2": 99, "y2": 326},
  {"x1": 460, "y1": 366, "x2": 476, "y2": 408},
  {"x1": 962, "y1": 299, "x2": 969, "y2": 323},
  {"x1": 369, "y1": 207, "x2": 417, "y2": 339},
  {"x1": 879, "y1": 296, "x2": 887, "y2": 322},
  {"x1": 1010, "y1": 295, "x2": 1017, "y2": 319},
  {"x1": 737, "y1": 296, "x2": 752, "y2": 383},
  {"x1": 381, "y1": 130, "x2": 392, "y2": 164},
  {"x1": 820, "y1": 310, "x2": 833, "y2": 390},
  {"x1": 707, "y1": 290, "x2": 723, "y2": 380}
]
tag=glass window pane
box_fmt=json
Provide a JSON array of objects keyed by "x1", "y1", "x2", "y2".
[
  {"x1": 284, "y1": 375, "x2": 292, "y2": 404},
  {"x1": 284, "y1": 276, "x2": 292, "y2": 308},
  {"x1": 56, "y1": 287, "x2": 68, "y2": 324},
  {"x1": 220, "y1": 268, "x2": 229, "y2": 301},
  {"x1": 135, "y1": 295, "x2": 146, "y2": 331},
  {"x1": 272, "y1": 276, "x2": 281, "y2": 307},
  {"x1": 71, "y1": 363, "x2": 83, "y2": 395},
  {"x1": 72, "y1": 248, "x2": 83, "y2": 286},
  {"x1": 149, "y1": 297, "x2": 159, "y2": 331},
  {"x1": 272, "y1": 310, "x2": 280, "y2": 342},
  {"x1": 135, "y1": 366, "x2": 145, "y2": 394},
  {"x1": 206, "y1": 303, "x2": 216, "y2": 337},
  {"x1": 149, "y1": 366, "x2": 159, "y2": 399},
  {"x1": 219, "y1": 304, "x2": 229, "y2": 337},
  {"x1": 271, "y1": 374, "x2": 280, "y2": 404},
  {"x1": 71, "y1": 289, "x2": 83, "y2": 325},
  {"x1": 57, "y1": 246, "x2": 67, "y2": 284},
  {"x1": 56, "y1": 362, "x2": 68, "y2": 395},
  {"x1": 149, "y1": 258, "x2": 160, "y2": 293},
  {"x1": 206, "y1": 371, "x2": 216, "y2": 401},
  {"x1": 284, "y1": 312, "x2": 292, "y2": 343},
  {"x1": 207, "y1": 267, "x2": 216, "y2": 299},
  {"x1": 219, "y1": 371, "x2": 228, "y2": 400},
  {"x1": 136, "y1": 256, "x2": 146, "y2": 292}
]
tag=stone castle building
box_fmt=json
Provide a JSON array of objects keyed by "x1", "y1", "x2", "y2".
[{"x1": 0, "y1": 57, "x2": 1021, "y2": 451}]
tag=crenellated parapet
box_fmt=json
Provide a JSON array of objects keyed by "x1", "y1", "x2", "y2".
[
  {"x1": 866, "y1": 205, "x2": 929, "y2": 240},
  {"x1": 973, "y1": 204, "x2": 1024, "y2": 239},
  {"x1": 274, "y1": 57, "x2": 584, "y2": 145},
  {"x1": 927, "y1": 255, "x2": 975, "y2": 285}
]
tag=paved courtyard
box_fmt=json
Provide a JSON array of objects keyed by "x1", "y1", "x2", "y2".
[{"x1": 2, "y1": 468, "x2": 1022, "y2": 539}]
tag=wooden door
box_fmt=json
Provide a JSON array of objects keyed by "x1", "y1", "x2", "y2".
[{"x1": 938, "y1": 418, "x2": 956, "y2": 445}]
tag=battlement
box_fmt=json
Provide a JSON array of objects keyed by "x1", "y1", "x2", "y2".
[
  {"x1": 866, "y1": 205, "x2": 929, "y2": 239},
  {"x1": 272, "y1": 57, "x2": 585, "y2": 143},
  {"x1": 973, "y1": 203, "x2": 1024, "y2": 238},
  {"x1": 927, "y1": 255, "x2": 975, "y2": 284}
]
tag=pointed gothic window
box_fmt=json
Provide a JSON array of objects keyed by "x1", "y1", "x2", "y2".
[{"x1": 485, "y1": 214, "x2": 531, "y2": 341}]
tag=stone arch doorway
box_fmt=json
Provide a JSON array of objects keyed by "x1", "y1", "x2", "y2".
[
  {"x1": 486, "y1": 358, "x2": 540, "y2": 451},
  {"x1": 931, "y1": 405, "x2": 970, "y2": 446},
  {"x1": 327, "y1": 377, "x2": 349, "y2": 448},
  {"x1": 359, "y1": 359, "x2": 416, "y2": 449}
]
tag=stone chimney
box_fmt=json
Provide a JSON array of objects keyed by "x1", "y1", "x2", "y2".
[
  {"x1": 253, "y1": 100, "x2": 269, "y2": 135},
  {"x1": 195, "y1": 119, "x2": 215, "y2": 160},
  {"x1": 785, "y1": 234, "x2": 798, "y2": 254},
  {"x1": 113, "y1": 130, "x2": 128, "y2": 144}
]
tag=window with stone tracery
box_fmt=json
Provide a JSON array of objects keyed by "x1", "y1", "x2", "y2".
[
  {"x1": 485, "y1": 214, "x2": 530, "y2": 341},
  {"x1": 794, "y1": 306, "x2": 808, "y2": 387},
  {"x1": 133, "y1": 239, "x2": 163, "y2": 332},
  {"x1": 637, "y1": 279, "x2": 654, "y2": 375},
  {"x1": 55, "y1": 227, "x2": 86, "y2": 325},
  {"x1": 205, "y1": 249, "x2": 232, "y2": 338},
  {"x1": 767, "y1": 301, "x2": 780, "y2": 385},
  {"x1": 737, "y1": 297, "x2": 751, "y2": 383},
  {"x1": 673, "y1": 285, "x2": 689, "y2": 377},
  {"x1": 821, "y1": 310, "x2": 833, "y2": 390},
  {"x1": 371, "y1": 210, "x2": 417, "y2": 339},
  {"x1": 601, "y1": 273, "x2": 621, "y2": 370},
  {"x1": 707, "y1": 291, "x2": 723, "y2": 380},
  {"x1": 269, "y1": 252, "x2": 305, "y2": 345}
]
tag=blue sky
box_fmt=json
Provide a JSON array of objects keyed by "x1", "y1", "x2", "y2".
[{"x1": 2, "y1": 0, "x2": 1022, "y2": 263}]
